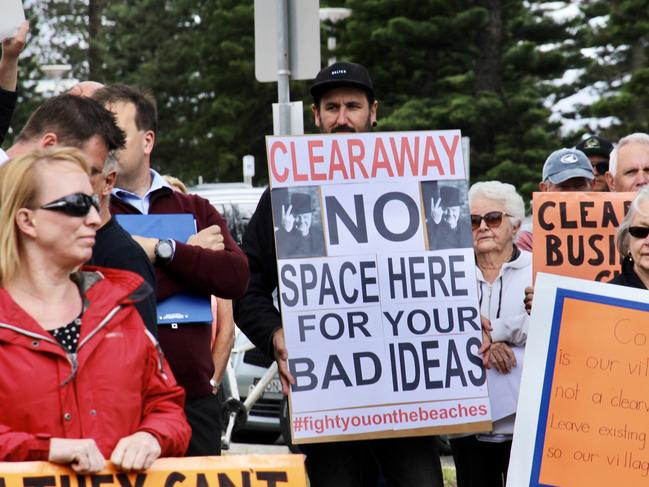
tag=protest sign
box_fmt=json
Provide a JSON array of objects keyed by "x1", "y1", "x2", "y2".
[
  {"x1": 0, "y1": 0, "x2": 24, "y2": 42},
  {"x1": 532, "y1": 192, "x2": 633, "y2": 282},
  {"x1": 0, "y1": 455, "x2": 307, "y2": 487},
  {"x1": 267, "y1": 130, "x2": 491, "y2": 443},
  {"x1": 508, "y1": 273, "x2": 649, "y2": 486}
]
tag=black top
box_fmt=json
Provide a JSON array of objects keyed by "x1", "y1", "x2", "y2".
[
  {"x1": 89, "y1": 217, "x2": 158, "y2": 337},
  {"x1": 609, "y1": 256, "x2": 647, "y2": 290},
  {"x1": 49, "y1": 317, "x2": 81, "y2": 353},
  {"x1": 0, "y1": 88, "x2": 17, "y2": 145},
  {"x1": 234, "y1": 188, "x2": 281, "y2": 358}
]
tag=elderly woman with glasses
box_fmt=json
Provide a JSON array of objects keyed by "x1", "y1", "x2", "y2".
[
  {"x1": 611, "y1": 186, "x2": 649, "y2": 289},
  {"x1": 0, "y1": 148, "x2": 190, "y2": 472},
  {"x1": 450, "y1": 181, "x2": 532, "y2": 487}
]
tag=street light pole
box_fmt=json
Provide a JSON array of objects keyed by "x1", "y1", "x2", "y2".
[{"x1": 276, "y1": 0, "x2": 291, "y2": 135}]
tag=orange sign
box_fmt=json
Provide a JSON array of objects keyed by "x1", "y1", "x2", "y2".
[
  {"x1": 0, "y1": 455, "x2": 306, "y2": 487},
  {"x1": 538, "y1": 297, "x2": 649, "y2": 485},
  {"x1": 532, "y1": 192, "x2": 633, "y2": 282}
]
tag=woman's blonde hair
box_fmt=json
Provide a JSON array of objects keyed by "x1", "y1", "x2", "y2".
[
  {"x1": 0, "y1": 147, "x2": 90, "y2": 286},
  {"x1": 163, "y1": 174, "x2": 188, "y2": 194}
]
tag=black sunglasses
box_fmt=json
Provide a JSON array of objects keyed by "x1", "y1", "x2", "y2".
[
  {"x1": 470, "y1": 211, "x2": 511, "y2": 230},
  {"x1": 40, "y1": 193, "x2": 100, "y2": 217},
  {"x1": 594, "y1": 161, "x2": 609, "y2": 175},
  {"x1": 629, "y1": 226, "x2": 649, "y2": 239}
]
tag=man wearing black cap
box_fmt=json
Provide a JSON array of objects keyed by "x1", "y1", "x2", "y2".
[
  {"x1": 235, "y1": 62, "x2": 444, "y2": 487},
  {"x1": 575, "y1": 135, "x2": 614, "y2": 192},
  {"x1": 310, "y1": 61, "x2": 378, "y2": 134}
]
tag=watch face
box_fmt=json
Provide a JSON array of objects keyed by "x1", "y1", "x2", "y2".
[{"x1": 157, "y1": 240, "x2": 173, "y2": 259}]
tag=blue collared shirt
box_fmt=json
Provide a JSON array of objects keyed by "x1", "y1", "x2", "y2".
[{"x1": 112, "y1": 169, "x2": 170, "y2": 215}]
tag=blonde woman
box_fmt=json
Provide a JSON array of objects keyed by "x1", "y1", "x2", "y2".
[{"x1": 0, "y1": 148, "x2": 190, "y2": 472}]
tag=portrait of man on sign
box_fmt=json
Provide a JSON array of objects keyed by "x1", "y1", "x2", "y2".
[
  {"x1": 423, "y1": 181, "x2": 472, "y2": 251},
  {"x1": 273, "y1": 187, "x2": 326, "y2": 259}
]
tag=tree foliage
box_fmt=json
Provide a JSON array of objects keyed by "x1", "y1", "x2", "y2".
[{"x1": 8, "y1": 0, "x2": 649, "y2": 199}]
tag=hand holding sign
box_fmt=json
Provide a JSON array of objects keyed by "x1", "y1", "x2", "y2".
[
  {"x1": 49, "y1": 438, "x2": 105, "y2": 474},
  {"x1": 272, "y1": 327, "x2": 295, "y2": 395},
  {"x1": 480, "y1": 315, "x2": 493, "y2": 367},
  {"x1": 110, "y1": 431, "x2": 161, "y2": 472},
  {"x1": 524, "y1": 286, "x2": 534, "y2": 315},
  {"x1": 1, "y1": 20, "x2": 27, "y2": 60}
]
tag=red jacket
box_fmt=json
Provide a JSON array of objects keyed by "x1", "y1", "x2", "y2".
[{"x1": 0, "y1": 267, "x2": 191, "y2": 461}]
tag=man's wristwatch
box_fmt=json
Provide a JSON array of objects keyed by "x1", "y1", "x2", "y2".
[{"x1": 154, "y1": 239, "x2": 175, "y2": 265}]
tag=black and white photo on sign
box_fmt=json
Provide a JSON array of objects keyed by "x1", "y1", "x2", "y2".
[
  {"x1": 422, "y1": 180, "x2": 472, "y2": 251},
  {"x1": 272, "y1": 186, "x2": 326, "y2": 259}
]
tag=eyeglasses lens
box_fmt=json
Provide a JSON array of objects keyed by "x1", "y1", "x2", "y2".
[
  {"x1": 40, "y1": 193, "x2": 100, "y2": 217},
  {"x1": 471, "y1": 211, "x2": 504, "y2": 230},
  {"x1": 629, "y1": 226, "x2": 649, "y2": 239}
]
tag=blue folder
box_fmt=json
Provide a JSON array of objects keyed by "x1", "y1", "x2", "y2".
[{"x1": 115, "y1": 214, "x2": 213, "y2": 325}]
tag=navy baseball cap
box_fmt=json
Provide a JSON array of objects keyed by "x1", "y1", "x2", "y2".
[
  {"x1": 576, "y1": 135, "x2": 614, "y2": 159},
  {"x1": 310, "y1": 62, "x2": 375, "y2": 101},
  {"x1": 542, "y1": 148, "x2": 595, "y2": 184}
]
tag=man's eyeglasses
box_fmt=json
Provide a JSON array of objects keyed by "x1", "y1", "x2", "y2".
[
  {"x1": 593, "y1": 161, "x2": 609, "y2": 175},
  {"x1": 470, "y1": 211, "x2": 511, "y2": 230},
  {"x1": 40, "y1": 193, "x2": 100, "y2": 217},
  {"x1": 629, "y1": 226, "x2": 649, "y2": 239}
]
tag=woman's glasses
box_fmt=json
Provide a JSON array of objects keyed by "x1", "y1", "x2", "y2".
[
  {"x1": 629, "y1": 226, "x2": 649, "y2": 239},
  {"x1": 470, "y1": 211, "x2": 511, "y2": 230},
  {"x1": 40, "y1": 193, "x2": 100, "y2": 217}
]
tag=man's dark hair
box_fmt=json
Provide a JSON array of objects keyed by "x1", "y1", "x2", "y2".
[
  {"x1": 17, "y1": 94, "x2": 125, "y2": 151},
  {"x1": 92, "y1": 84, "x2": 158, "y2": 133}
]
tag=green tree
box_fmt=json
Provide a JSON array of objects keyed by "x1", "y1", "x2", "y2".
[
  {"x1": 338, "y1": 0, "x2": 582, "y2": 201},
  {"x1": 573, "y1": 0, "x2": 649, "y2": 139},
  {"x1": 96, "y1": 0, "x2": 310, "y2": 185}
]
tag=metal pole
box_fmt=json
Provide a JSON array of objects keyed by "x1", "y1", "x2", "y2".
[{"x1": 276, "y1": 0, "x2": 291, "y2": 135}]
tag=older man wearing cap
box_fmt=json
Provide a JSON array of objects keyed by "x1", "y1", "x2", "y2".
[
  {"x1": 539, "y1": 148, "x2": 594, "y2": 192},
  {"x1": 576, "y1": 135, "x2": 614, "y2": 192},
  {"x1": 516, "y1": 148, "x2": 594, "y2": 252},
  {"x1": 235, "y1": 62, "x2": 445, "y2": 487},
  {"x1": 606, "y1": 132, "x2": 649, "y2": 192}
]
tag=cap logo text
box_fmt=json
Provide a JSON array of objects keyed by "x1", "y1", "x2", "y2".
[
  {"x1": 331, "y1": 69, "x2": 347, "y2": 75},
  {"x1": 560, "y1": 153, "x2": 579, "y2": 164}
]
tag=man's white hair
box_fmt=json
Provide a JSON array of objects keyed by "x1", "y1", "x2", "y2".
[
  {"x1": 609, "y1": 132, "x2": 649, "y2": 176},
  {"x1": 468, "y1": 181, "x2": 525, "y2": 226}
]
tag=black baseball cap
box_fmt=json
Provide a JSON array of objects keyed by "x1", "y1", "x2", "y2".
[
  {"x1": 575, "y1": 135, "x2": 614, "y2": 159},
  {"x1": 310, "y1": 62, "x2": 375, "y2": 101}
]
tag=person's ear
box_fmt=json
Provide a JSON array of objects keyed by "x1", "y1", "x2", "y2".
[
  {"x1": 539, "y1": 181, "x2": 548, "y2": 192},
  {"x1": 312, "y1": 103, "x2": 321, "y2": 128},
  {"x1": 15, "y1": 208, "x2": 37, "y2": 238},
  {"x1": 103, "y1": 170, "x2": 117, "y2": 195},
  {"x1": 143, "y1": 130, "x2": 155, "y2": 156},
  {"x1": 370, "y1": 100, "x2": 378, "y2": 127},
  {"x1": 39, "y1": 133, "x2": 58, "y2": 148},
  {"x1": 605, "y1": 171, "x2": 615, "y2": 191}
]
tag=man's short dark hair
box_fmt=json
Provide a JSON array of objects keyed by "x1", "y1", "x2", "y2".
[
  {"x1": 92, "y1": 84, "x2": 158, "y2": 133},
  {"x1": 17, "y1": 94, "x2": 125, "y2": 151}
]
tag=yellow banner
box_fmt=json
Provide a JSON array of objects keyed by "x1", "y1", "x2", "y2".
[{"x1": 0, "y1": 455, "x2": 306, "y2": 487}]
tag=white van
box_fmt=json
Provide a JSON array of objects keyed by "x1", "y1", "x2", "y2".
[{"x1": 188, "y1": 182, "x2": 266, "y2": 244}]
